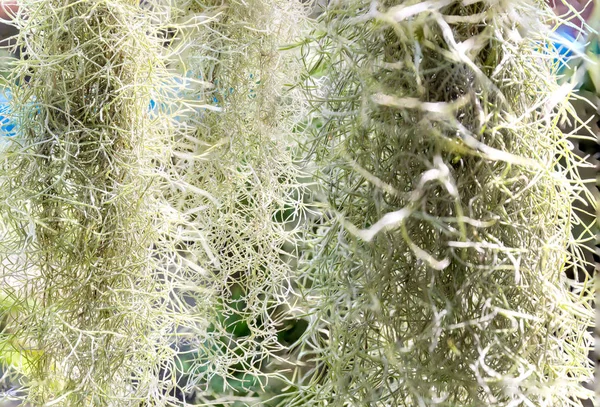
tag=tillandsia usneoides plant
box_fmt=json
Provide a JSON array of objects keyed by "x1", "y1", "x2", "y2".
[
  {"x1": 0, "y1": 0, "x2": 186, "y2": 405},
  {"x1": 284, "y1": 0, "x2": 595, "y2": 406},
  {"x1": 159, "y1": 0, "x2": 311, "y2": 403}
]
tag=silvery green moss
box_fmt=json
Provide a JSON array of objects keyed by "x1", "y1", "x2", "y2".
[
  {"x1": 161, "y1": 0, "x2": 309, "y2": 403},
  {"x1": 0, "y1": 0, "x2": 594, "y2": 406},
  {"x1": 285, "y1": 1, "x2": 595, "y2": 406},
  {"x1": 0, "y1": 0, "x2": 180, "y2": 405}
]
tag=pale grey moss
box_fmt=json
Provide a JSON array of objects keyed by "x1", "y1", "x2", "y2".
[
  {"x1": 161, "y1": 0, "x2": 310, "y2": 402},
  {"x1": 0, "y1": 0, "x2": 594, "y2": 406},
  {"x1": 0, "y1": 0, "x2": 182, "y2": 405},
  {"x1": 285, "y1": 1, "x2": 595, "y2": 406}
]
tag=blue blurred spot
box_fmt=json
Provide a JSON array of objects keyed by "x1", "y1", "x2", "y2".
[
  {"x1": 0, "y1": 89, "x2": 16, "y2": 137},
  {"x1": 549, "y1": 26, "x2": 586, "y2": 75}
]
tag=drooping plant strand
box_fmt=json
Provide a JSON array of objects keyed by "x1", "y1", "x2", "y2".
[
  {"x1": 286, "y1": 1, "x2": 595, "y2": 406},
  {"x1": 0, "y1": 0, "x2": 182, "y2": 405},
  {"x1": 161, "y1": 0, "x2": 310, "y2": 402}
]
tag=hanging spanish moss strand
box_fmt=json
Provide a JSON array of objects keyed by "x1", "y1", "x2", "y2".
[
  {"x1": 0, "y1": 0, "x2": 182, "y2": 405},
  {"x1": 287, "y1": 1, "x2": 595, "y2": 406},
  {"x1": 162, "y1": 0, "x2": 310, "y2": 403}
]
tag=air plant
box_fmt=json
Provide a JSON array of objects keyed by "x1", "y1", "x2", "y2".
[
  {"x1": 285, "y1": 0, "x2": 595, "y2": 406},
  {"x1": 0, "y1": 0, "x2": 184, "y2": 405},
  {"x1": 158, "y1": 0, "x2": 310, "y2": 403},
  {"x1": 0, "y1": 0, "x2": 594, "y2": 406}
]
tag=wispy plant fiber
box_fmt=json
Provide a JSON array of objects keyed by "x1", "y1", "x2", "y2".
[{"x1": 287, "y1": 1, "x2": 596, "y2": 406}]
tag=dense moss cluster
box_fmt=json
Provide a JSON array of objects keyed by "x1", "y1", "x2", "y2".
[
  {"x1": 287, "y1": 1, "x2": 595, "y2": 406},
  {"x1": 154, "y1": 0, "x2": 309, "y2": 403},
  {"x1": 0, "y1": 0, "x2": 178, "y2": 405},
  {"x1": 0, "y1": 1, "x2": 594, "y2": 406}
]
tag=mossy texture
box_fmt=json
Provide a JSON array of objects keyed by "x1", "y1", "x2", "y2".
[
  {"x1": 288, "y1": 1, "x2": 595, "y2": 406},
  {"x1": 0, "y1": 0, "x2": 594, "y2": 406},
  {"x1": 0, "y1": 0, "x2": 178, "y2": 405},
  {"x1": 162, "y1": 0, "x2": 309, "y2": 403}
]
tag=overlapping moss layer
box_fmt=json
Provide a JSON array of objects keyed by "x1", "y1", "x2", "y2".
[
  {"x1": 162, "y1": 0, "x2": 309, "y2": 403},
  {"x1": 0, "y1": 1, "x2": 594, "y2": 406}
]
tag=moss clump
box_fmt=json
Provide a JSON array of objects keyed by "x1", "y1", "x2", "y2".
[
  {"x1": 162, "y1": 0, "x2": 309, "y2": 402},
  {"x1": 0, "y1": 0, "x2": 180, "y2": 405},
  {"x1": 287, "y1": 1, "x2": 595, "y2": 406},
  {"x1": 0, "y1": 0, "x2": 593, "y2": 405}
]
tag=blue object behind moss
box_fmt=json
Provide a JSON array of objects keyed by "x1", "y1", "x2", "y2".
[{"x1": 0, "y1": 89, "x2": 15, "y2": 136}]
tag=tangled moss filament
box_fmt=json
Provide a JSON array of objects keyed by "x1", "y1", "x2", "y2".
[
  {"x1": 0, "y1": 0, "x2": 180, "y2": 405},
  {"x1": 288, "y1": 1, "x2": 595, "y2": 406}
]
